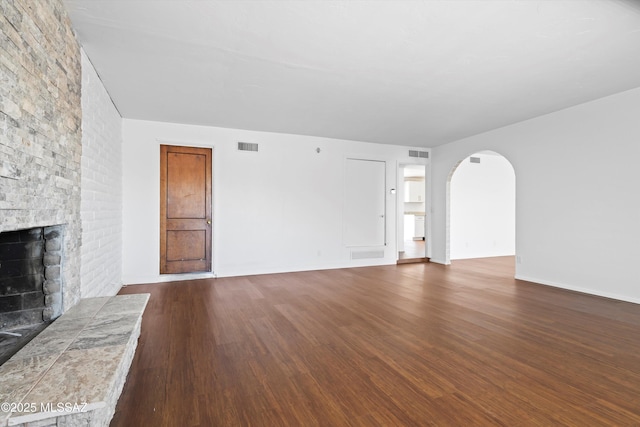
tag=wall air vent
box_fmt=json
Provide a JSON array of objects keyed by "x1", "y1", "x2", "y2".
[
  {"x1": 351, "y1": 249, "x2": 385, "y2": 260},
  {"x1": 409, "y1": 150, "x2": 429, "y2": 159},
  {"x1": 470, "y1": 157, "x2": 481, "y2": 164},
  {"x1": 238, "y1": 142, "x2": 259, "y2": 152}
]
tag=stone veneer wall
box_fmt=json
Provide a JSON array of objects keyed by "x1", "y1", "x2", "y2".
[{"x1": 0, "y1": 0, "x2": 82, "y2": 311}]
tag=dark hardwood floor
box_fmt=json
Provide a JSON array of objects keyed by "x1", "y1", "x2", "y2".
[{"x1": 112, "y1": 257, "x2": 640, "y2": 426}]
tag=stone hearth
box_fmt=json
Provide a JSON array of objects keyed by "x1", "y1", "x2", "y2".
[{"x1": 0, "y1": 294, "x2": 149, "y2": 427}]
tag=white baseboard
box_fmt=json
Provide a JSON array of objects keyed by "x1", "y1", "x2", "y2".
[
  {"x1": 122, "y1": 259, "x2": 399, "y2": 285},
  {"x1": 123, "y1": 272, "x2": 215, "y2": 285},
  {"x1": 515, "y1": 274, "x2": 640, "y2": 305}
]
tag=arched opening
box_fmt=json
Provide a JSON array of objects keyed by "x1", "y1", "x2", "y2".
[{"x1": 445, "y1": 151, "x2": 515, "y2": 264}]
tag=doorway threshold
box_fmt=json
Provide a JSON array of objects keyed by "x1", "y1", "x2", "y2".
[{"x1": 397, "y1": 257, "x2": 430, "y2": 265}]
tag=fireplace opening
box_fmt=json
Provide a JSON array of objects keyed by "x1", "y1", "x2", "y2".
[{"x1": 0, "y1": 226, "x2": 64, "y2": 365}]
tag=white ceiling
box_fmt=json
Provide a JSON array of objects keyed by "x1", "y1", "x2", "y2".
[{"x1": 64, "y1": 0, "x2": 640, "y2": 147}]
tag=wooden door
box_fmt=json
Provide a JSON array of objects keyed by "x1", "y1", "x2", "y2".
[{"x1": 160, "y1": 145, "x2": 212, "y2": 274}]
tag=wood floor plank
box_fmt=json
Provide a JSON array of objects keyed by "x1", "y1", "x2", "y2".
[{"x1": 112, "y1": 257, "x2": 640, "y2": 426}]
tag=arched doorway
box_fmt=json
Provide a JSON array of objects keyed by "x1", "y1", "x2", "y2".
[{"x1": 446, "y1": 151, "x2": 515, "y2": 263}]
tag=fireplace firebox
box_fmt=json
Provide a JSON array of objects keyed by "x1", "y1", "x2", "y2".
[{"x1": 0, "y1": 225, "x2": 64, "y2": 364}]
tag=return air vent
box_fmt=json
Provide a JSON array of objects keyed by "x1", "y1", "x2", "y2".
[
  {"x1": 238, "y1": 142, "x2": 258, "y2": 152},
  {"x1": 351, "y1": 249, "x2": 385, "y2": 260},
  {"x1": 470, "y1": 157, "x2": 481, "y2": 164},
  {"x1": 409, "y1": 150, "x2": 429, "y2": 159}
]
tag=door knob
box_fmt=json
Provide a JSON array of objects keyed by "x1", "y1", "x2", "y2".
[{"x1": 206, "y1": 220, "x2": 211, "y2": 224}]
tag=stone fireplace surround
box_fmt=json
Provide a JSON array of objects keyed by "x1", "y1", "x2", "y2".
[
  {"x1": 0, "y1": 0, "x2": 83, "y2": 313},
  {"x1": 0, "y1": 1, "x2": 142, "y2": 425}
]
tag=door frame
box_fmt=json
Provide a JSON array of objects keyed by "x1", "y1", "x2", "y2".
[
  {"x1": 159, "y1": 143, "x2": 213, "y2": 275},
  {"x1": 396, "y1": 161, "x2": 431, "y2": 262}
]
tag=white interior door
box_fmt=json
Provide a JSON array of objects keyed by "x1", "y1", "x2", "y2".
[{"x1": 344, "y1": 158, "x2": 386, "y2": 247}]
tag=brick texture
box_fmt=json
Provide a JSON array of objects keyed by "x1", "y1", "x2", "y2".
[
  {"x1": 0, "y1": 0, "x2": 82, "y2": 310},
  {"x1": 80, "y1": 49, "x2": 123, "y2": 298}
]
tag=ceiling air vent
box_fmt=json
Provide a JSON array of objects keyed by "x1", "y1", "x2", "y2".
[
  {"x1": 238, "y1": 142, "x2": 258, "y2": 152},
  {"x1": 470, "y1": 157, "x2": 481, "y2": 164},
  {"x1": 409, "y1": 150, "x2": 429, "y2": 159}
]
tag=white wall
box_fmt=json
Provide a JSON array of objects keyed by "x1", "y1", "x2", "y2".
[
  {"x1": 432, "y1": 87, "x2": 640, "y2": 303},
  {"x1": 122, "y1": 119, "x2": 428, "y2": 283},
  {"x1": 80, "y1": 50, "x2": 123, "y2": 298},
  {"x1": 450, "y1": 153, "x2": 515, "y2": 259}
]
